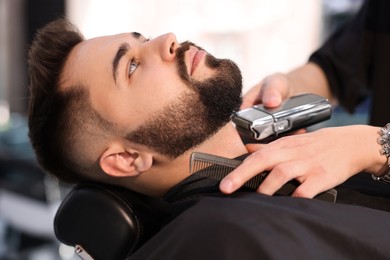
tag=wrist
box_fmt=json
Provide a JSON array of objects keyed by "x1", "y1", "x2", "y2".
[
  {"x1": 372, "y1": 123, "x2": 390, "y2": 183},
  {"x1": 287, "y1": 63, "x2": 331, "y2": 99}
]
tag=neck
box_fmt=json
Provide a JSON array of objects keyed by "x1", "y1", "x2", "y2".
[{"x1": 130, "y1": 122, "x2": 248, "y2": 197}]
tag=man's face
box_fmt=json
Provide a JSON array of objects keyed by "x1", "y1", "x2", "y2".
[{"x1": 61, "y1": 32, "x2": 242, "y2": 158}]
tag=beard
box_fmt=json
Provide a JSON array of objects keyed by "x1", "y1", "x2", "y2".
[{"x1": 126, "y1": 41, "x2": 243, "y2": 158}]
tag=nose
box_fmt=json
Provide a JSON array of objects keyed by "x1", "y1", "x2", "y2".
[{"x1": 155, "y1": 33, "x2": 179, "y2": 62}]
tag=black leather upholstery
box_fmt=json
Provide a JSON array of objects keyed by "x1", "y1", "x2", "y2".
[{"x1": 54, "y1": 182, "x2": 166, "y2": 259}]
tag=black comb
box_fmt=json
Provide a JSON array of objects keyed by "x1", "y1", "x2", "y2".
[{"x1": 190, "y1": 152, "x2": 337, "y2": 202}]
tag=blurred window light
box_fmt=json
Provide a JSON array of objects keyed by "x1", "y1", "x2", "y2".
[
  {"x1": 0, "y1": 100, "x2": 10, "y2": 130},
  {"x1": 66, "y1": 0, "x2": 322, "y2": 92}
]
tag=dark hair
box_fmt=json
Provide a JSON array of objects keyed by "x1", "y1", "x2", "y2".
[{"x1": 28, "y1": 18, "x2": 110, "y2": 183}]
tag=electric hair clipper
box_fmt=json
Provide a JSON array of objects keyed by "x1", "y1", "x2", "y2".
[{"x1": 233, "y1": 93, "x2": 332, "y2": 142}]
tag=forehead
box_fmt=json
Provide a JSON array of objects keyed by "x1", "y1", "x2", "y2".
[
  {"x1": 73, "y1": 31, "x2": 144, "y2": 58},
  {"x1": 78, "y1": 33, "x2": 131, "y2": 54}
]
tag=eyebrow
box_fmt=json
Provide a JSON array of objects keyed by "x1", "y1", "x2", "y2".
[
  {"x1": 112, "y1": 42, "x2": 130, "y2": 83},
  {"x1": 132, "y1": 32, "x2": 142, "y2": 39},
  {"x1": 112, "y1": 32, "x2": 146, "y2": 83}
]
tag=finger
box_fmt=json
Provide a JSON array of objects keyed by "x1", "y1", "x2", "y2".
[
  {"x1": 241, "y1": 98, "x2": 260, "y2": 110},
  {"x1": 257, "y1": 161, "x2": 304, "y2": 196},
  {"x1": 220, "y1": 146, "x2": 295, "y2": 194},
  {"x1": 282, "y1": 128, "x2": 307, "y2": 138},
  {"x1": 291, "y1": 170, "x2": 343, "y2": 199},
  {"x1": 261, "y1": 74, "x2": 290, "y2": 107},
  {"x1": 261, "y1": 88, "x2": 282, "y2": 108},
  {"x1": 220, "y1": 150, "x2": 273, "y2": 194},
  {"x1": 241, "y1": 85, "x2": 263, "y2": 109},
  {"x1": 221, "y1": 135, "x2": 312, "y2": 194},
  {"x1": 292, "y1": 128, "x2": 307, "y2": 135},
  {"x1": 291, "y1": 177, "x2": 328, "y2": 199}
]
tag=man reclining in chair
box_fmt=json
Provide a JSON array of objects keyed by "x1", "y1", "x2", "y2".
[{"x1": 28, "y1": 18, "x2": 390, "y2": 259}]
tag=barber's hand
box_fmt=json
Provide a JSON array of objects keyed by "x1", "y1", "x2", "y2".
[
  {"x1": 241, "y1": 73, "x2": 292, "y2": 109},
  {"x1": 220, "y1": 125, "x2": 381, "y2": 198}
]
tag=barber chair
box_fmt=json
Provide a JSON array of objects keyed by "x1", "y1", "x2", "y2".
[{"x1": 54, "y1": 182, "x2": 167, "y2": 260}]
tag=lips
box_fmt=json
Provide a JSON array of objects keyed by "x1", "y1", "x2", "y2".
[{"x1": 187, "y1": 46, "x2": 206, "y2": 75}]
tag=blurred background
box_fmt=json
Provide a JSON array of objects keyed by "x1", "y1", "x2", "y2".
[{"x1": 0, "y1": 0, "x2": 364, "y2": 259}]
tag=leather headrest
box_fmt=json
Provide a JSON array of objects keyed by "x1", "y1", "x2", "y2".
[{"x1": 54, "y1": 182, "x2": 166, "y2": 259}]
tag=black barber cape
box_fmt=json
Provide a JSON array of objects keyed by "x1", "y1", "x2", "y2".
[{"x1": 130, "y1": 161, "x2": 390, "y2": 259}]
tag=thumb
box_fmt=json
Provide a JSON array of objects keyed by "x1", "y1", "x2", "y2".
[{"x1": 261, "y1": 73, "x2": 290, "y2": 108}]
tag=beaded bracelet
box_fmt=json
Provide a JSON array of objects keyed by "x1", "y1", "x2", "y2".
[{"x1": 372, "y1": 123, "x2": 390, "y2": 184}]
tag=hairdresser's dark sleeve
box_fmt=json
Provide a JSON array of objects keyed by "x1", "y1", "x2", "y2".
[
  {"x1": 130, "y1": 193, "x2": 390, "y2": 259},
  {"x1": 309, "y1": 0, "x2": 390, "y2": 125}
]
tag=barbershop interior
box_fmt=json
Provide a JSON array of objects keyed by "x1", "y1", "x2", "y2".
[{"x1": 0, "y1": 0, "x2": 367, "y2": 259}]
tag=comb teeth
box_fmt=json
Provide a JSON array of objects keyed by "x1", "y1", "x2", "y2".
[
  {"x1": 190, "y1": 152, "x2": 242, "y2": 173},
  {"x1": 190, "y1": 152, "x2": 267, "y2": 190}
]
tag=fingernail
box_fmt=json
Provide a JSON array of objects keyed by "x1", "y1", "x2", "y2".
[
  {"x1": 263, "y1": 95, "x2": 280, "y2": 106},
  {"x1": 220, "y1": 179, "x2": 233, "y2": 193}
]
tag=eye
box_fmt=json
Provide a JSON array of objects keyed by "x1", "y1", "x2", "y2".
[{"x1": 128, "y1": 59, "x2": 139, "y2": 77}]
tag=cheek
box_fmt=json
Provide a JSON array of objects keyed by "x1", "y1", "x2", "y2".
[
  {"x1": 133, "y1": 66, "x2": 189, "y2": 106},
  {"x1": 91, "y1": 90, "x2": 139, "y2": 127},
  {"x1": 95, "y1": 72, "x2": 189, "y2": 127}
]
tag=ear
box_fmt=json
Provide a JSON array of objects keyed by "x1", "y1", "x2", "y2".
[{"x1": 99, "y1": 146, "x2": 153, "y2": 178}]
